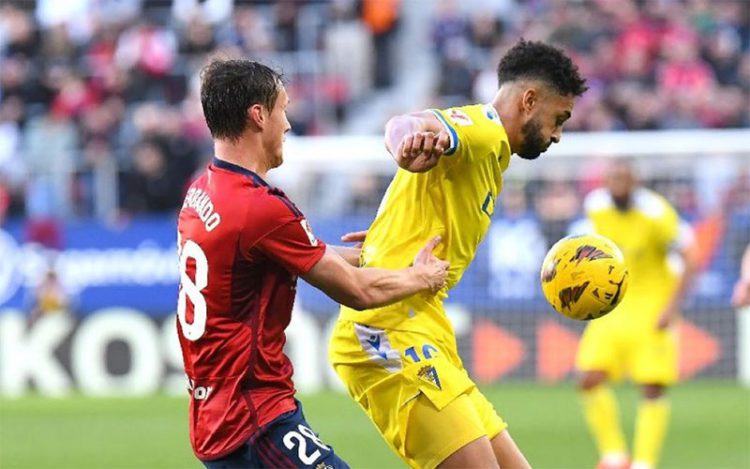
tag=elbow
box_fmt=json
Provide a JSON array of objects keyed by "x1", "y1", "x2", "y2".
[
  {"x1": 683, "y1": 246, "x2": 699, "y2": 274},
  {"x1": 342, "y1": 277, "x2": 383, "y2": 310},
  {"x1": 346, "y1": 288, "x2": 376, "y2": 311}
]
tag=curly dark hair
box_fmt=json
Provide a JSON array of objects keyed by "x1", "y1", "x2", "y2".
[
  {"x1": 200, "y1": 59, "x2": 282, "y2": 141},
  {"x1": 497, "y1": 39, "x2": 588, "y2": 96}
]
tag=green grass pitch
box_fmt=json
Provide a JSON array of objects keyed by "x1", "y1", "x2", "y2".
[{"x1": 1, "y1": 381, "x2": 748, "y2": 469}]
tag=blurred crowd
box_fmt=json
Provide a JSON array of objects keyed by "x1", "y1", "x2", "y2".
[
  {"x1": 0, "y1": 0, "x2": 748, "y2": 228},
  {"x1": 0, "y1": 0, "x2": 400, "y2": 224},
  {"x1": 435, "y1": 0, "x2": 750, "y2": 130}
]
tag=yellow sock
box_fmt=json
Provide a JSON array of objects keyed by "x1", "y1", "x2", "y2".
[
  {"x1": 581, "y1": 385, "x2": 627, "y2": 457},
  {"x1": 633, "y1": 398, "x2": 670, "y2": 468}
]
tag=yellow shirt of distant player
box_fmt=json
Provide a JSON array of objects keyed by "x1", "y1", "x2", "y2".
[
  {"x1": 584, "y1": 188, "x2": 685, "y2": 321},
  {"x1": 339, "y1": 104, "x2": 511, "y2": 335}
]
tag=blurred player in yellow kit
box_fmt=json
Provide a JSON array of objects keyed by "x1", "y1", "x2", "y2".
[
  {"x1": 329, "y1": 39, "x2": 587, "y2": 468},
  {"x1": 575, "y1": 160, "x2": 696, "y2": 469}
]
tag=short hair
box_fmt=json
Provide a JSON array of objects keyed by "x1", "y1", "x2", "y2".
[
  {"x1": 200, "y1": 59, "x2": 282, "y2": 141},
  {"x1": 497, "y1": 39, "x2": 588, "y2": 97}
]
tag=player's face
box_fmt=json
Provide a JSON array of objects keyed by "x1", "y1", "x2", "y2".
[
  {"x1": 517, "y1": 91, "x2": 575, "y2": 160},
  {"x1": 263, "y1": 86, "x2": 291, "y2": 169},
  {"x1": 606, "y1": 162, "x2": 637, "y2": 204}
]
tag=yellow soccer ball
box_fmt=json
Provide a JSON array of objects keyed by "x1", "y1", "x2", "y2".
[{"x1": 540, "y1": 233, "x2": 629, "y2": 320}]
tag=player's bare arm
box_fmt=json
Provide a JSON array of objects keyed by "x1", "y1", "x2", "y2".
[
  {"x1": 385, "y1": 111, "x2": 451, "y2": 173},
  {"x1": 657, "y1": 242, "x2": 698, "y2": 330},
  {"x1": 329, "y1": 245, "x2": 361, "y2": 266},
  {"x1": 340, "y1": 230, "x2": 367, "y2": 245},
  {"x1": 327, "y1": 230, "x2": 368, "y2": 267},
  {"x1": 303, "y1": 236, "x2": 449, "y2": 310}
]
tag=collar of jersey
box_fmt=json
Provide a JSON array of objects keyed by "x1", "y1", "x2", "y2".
[{"x1": 212, "y1": 157, "x2": 269, "y2": 187}]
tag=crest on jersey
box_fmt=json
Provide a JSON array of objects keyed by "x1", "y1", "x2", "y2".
[
  {"x1": 315, "y1": 463, "x2": 333, "y2": 469},
  {"x1": 417, "y1": 365, "x2": 442, "y2": 390},
  {"x1": 448, "y1": 109, "x2": 473, "y2": 126},
  {"x1": 300, "y1": 219, "x2": 318, "y2": 246}
]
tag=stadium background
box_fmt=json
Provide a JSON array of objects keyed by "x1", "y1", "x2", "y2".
[{"x1": 0, "y1": 0, "x2": 748, "y2": 468}]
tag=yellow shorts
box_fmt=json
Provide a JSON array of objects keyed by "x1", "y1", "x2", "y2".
[
  {"x1": 576, "y1": 315, "x2": 679, "y2": 385},
  {"x1": 329, "y1": 320, "x2": 506, "y2": 469}
]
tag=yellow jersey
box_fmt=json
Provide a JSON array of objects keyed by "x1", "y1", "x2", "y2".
[
  {"x1": 582, "y1": 187, "x2": 691, "y2": 322},
  {"x1": 338, "y1": 103, "x2": 511, "y2": 334}
]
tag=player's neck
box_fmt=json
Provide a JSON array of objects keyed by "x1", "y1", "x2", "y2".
[
  {"x1": 213, "y1": 136, "x2": 270, "y2": 179},
  {"x1": 492, "y1": 88, "x2": 522, "y2": 154}
]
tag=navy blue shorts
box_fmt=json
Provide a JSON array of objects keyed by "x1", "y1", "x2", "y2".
[{"x1": 202, "y1": 400, "x2": 350, "y2": 469}]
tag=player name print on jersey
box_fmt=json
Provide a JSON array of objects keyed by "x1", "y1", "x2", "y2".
[{"x1": 182, "y1": 188, "x2": 222, "y2": 232}]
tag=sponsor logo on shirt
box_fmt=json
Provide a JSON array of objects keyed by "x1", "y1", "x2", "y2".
[
  {"x1": 481, "y1": 191, "x2": 495, "y2": 217},
  {"x1": 188, "y1": 379, "x2": 214, "y2": 401}
]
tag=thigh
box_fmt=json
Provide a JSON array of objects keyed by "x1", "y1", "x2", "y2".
[
  {"x1": 257, "y1": 401, "x2": 350, "y2": 469},
  {"x1": 576, "y1": 320, "x2": 624, "y2": 381},
  {"x1": 468, "y1": 388, "x2": 529, "y2": 468},
  {"x1": 466, "y1": 387, "x2": 507, "y2": 440},
  {"x1": 629, "y1": 327, "x2": 678, "y2": 385},
  {"x1": 202, "y1": 442, "x2": 262, "y2": 469},
  {"x1": 490, "y1": 430, "x2": 532, "y2": 469},
  {"x1": 405, "y1": 392, "x2": 490, "y2": 469}
]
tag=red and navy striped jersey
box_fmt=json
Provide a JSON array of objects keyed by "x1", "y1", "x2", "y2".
[{"x1": 176, "y1": 157, "x2": 326, "y2": 460}]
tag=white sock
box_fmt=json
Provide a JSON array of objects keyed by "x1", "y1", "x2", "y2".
[
  {"x1": 601, "y1": 452, "x2": 629, "y2": 466},
  {"x1": 631, "y1": 461, "x2": 653, "y2": 469}
]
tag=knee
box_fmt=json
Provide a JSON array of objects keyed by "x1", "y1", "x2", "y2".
[
  {"x1": 642, "y1": 384, "x2": 667, "y2": 399},
  {"x1": 578, "y1": 371, "x2": 607, "y2": 391}
]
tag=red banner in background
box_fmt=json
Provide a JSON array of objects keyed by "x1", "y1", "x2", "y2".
[
  {"x1": 472, "y1": 320, "x2": 526, "y2": 383},
  {"x1": 473, "y1": 318, "x2": 723, "y2": 383}
]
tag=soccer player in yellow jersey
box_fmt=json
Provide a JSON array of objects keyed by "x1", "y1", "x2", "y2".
[
  {"x1": 575, "y1": 160, "x2": 696, "y2": 469},
  {"x1": 329, "y1": 39, "x2": 587, "y2": 468}
]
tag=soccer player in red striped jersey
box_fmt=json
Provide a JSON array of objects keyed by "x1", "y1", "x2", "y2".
[{"x1": 177, "y1": 59, "x2": 450, "y2": 469}]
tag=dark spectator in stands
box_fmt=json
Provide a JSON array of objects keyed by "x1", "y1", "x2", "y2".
[{"x1": 121, "y1": 140, "x2": 184, "y2": 214}]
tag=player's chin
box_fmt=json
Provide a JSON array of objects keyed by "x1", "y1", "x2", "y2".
[{"x1": 517, "y1": 150, "x2": 542, "y2": 160}]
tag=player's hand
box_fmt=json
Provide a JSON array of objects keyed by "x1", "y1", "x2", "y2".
[
  {"x1": 656, "y1": 304, "x2": 678, "y2": 330},
  {"x1": 413, "y1": 236, "x2": 450, "y2": 293},
  {"x1": 732, "y1": 279, "x2": 750, "y2": 307},
  {"x1": 396, "y1": 131, "x2": 450, "y2": 173},
  {"x1": 341, "y1": 230, "x2": 368, "y2": 248}
]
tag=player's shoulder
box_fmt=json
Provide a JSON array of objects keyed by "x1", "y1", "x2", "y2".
[
  {"x1": 583, "y1": 188, "x2": 614, "y2": 214},
  {"x1": 433, "y1": 103, "x2": 501, "y2": 129},
  {"x1": 584, "y1": 187, "x2": 676, "y2": 220},
  {"x1": 632, "y1": 188, "x2": 675, "y2": 220},
  {"x1": 233, "y1": 185, "x2": 304, "y2": 231}
]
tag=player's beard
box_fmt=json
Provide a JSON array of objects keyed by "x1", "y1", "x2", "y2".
[
  {"x1": 517, "y1": 117, "x2": 548, "y2": 160},
  {"x1": 612, "y1": 193, "x2": 632, "y2": 211}
]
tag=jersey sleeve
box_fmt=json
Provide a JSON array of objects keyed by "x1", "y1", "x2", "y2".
[
  {"x1": 659, "y1": 204, "x2": 693, "y2": 252},
  {"x1": 243, "y1": 195, "x2": 327, "y2": 275},
  {"x1": 655, "y1": 200, "x2": 692, "y2": 252},
  {"x1": 256, "y1": 219, "x2": 327, "y2": 274},
  {"x1": 430, "y1": 104, "x2": 502, "y2": 164}
]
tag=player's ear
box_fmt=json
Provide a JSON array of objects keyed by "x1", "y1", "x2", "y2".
[
  {"x1": 521, "y1": 87, "x2": 537, "y2": 114},
  {"x1": 248, "y1": 104, "x2": 265, "y2": 130}
]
